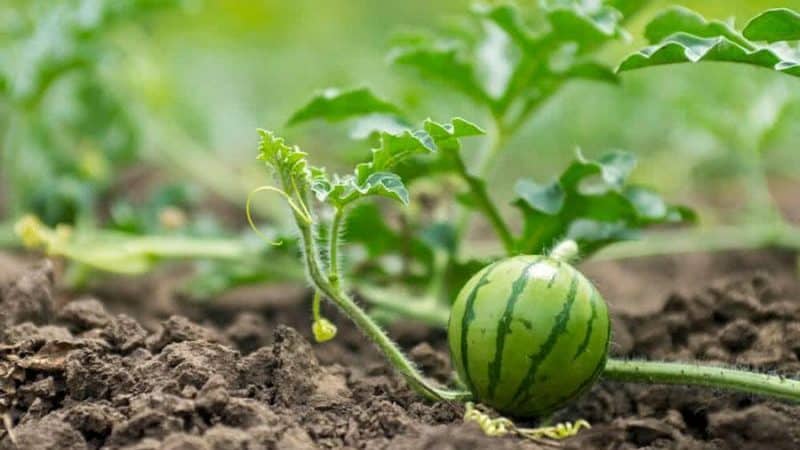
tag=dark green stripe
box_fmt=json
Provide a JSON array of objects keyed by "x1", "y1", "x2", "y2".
[
  {"x1": 572, "y1": 286, "x2": 598, "y2": 361},
  {"x1": 552, "y1": 347, "x2": 607, "y2": 408},
  {"x1": 506, "y1": 274, "x2": 579, "y2": 410},
  {"x1": 486, "y1": 258, "x2": 544, "y2": 401},
  {"x1": 551, "y1": 311, "x2": 611, "y2": 408},
  {"x1": 459, "y1": 263, "x2": 499, "y2": 394}
]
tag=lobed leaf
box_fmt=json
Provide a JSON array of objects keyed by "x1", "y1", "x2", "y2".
[
  {"x1": 310, "y1": 118, "x2": 483, "y2": 207},
  {"x1": 642, "y1": 7, "x2": 751, "y2": 47},
  {"x1": 390, "y1": 44, "x2": 490, "y2": 104},
  {"x1": 514, "y1": 150, "x2": 694, "y2": 255},
  {"x1": 619, "y1": 7, "x2": 800, "y2": 77},
  {"x1": 392, "y1": 2, "x2": 625, "y2": 111},
  {"x1": 287, "y1": 87, "x2": 403, "y2": 126},
  {"x1": 256, "y1": 129, "x2": 310, "y2": 187},
  {"x1": 542, "y1": 0, "x2": 628, "y2": 52},
  {"x1": 743, "y1": 8, "x2": 800, "y2": 43}
]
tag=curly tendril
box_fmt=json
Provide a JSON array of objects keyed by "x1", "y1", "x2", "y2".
[
  {"x1": 463, "y1": 402, "x2": 590, "y2": 444},
  {"x1": 245, "y1": 185, "x2": 312, "y2": 245}
]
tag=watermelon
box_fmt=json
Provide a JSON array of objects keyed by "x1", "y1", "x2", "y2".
[{"x1": 448, "y1": 255, "x2": 610, "y2": 418}]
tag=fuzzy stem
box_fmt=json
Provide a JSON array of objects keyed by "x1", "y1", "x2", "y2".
[
  {"x1": 328, "y1": 208, "x2": 344, "y2": 288},
  {"x1": 312, "y1": 290, "x2": 323, "y2": 322},
  {"x1": 294, "y1": 215, "x2": 470, "y2": 402},
  {"x1": 604, "y1": 359, "x2": 800, "y2": 402}
]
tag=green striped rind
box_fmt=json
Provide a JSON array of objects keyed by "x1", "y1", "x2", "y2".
[
  {"x1": 448, "y1": 255, "x2": 610, "y2": 418},
  {"x1": 455, "y1": 261, "x2": 500, "y2": 394}
]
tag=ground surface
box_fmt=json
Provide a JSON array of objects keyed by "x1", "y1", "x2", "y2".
[{"x1": 0, "y1": 248, "x2": 799, "y2": 449}]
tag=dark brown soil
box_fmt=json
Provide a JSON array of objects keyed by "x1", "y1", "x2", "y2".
[{"x1": 0, "y1": 249, "x2": 799, "y2": 449}]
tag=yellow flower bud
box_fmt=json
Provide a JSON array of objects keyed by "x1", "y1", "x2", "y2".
[{"x1": 312, "y1": 318, "x2": 337, "y2": 343}]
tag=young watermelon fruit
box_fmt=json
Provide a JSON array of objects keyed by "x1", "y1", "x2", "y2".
[{"x1": 448, "y1": 255, "x2": 611, "y2": 418}]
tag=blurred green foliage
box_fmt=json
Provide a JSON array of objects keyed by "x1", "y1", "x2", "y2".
[
  {"x1": 1, "y1": 0, "x2": 800, "y2": 298},
  {"x1": 3, "y1": 0, "x2": 800, "y2": 222}
]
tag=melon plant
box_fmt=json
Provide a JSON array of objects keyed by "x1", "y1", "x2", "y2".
[
  {"x1": 250, "y1": 123, "x2": 800, "y2": 436},
  {"x1": 284, "y1": 2, "x2": 800, "y2": 328}
]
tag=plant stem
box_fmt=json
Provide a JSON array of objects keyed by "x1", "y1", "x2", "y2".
[
  {"x1": 604, "y1": 358, "x2": 800, "y2": 403},
  {"x1": 312, "y1": 290, "x2": 323, "y2": 321},
  {"x1": 328, "y1": 208, "x2": 344, "y2": 288},
  {"x1": 453, "y1": 117, "x2": 507, "y2": 249},
  {"x1": 451, "y1": 120, "x2": 515, "y2": 255},
  {"x1": 294, "y1": 215, "x2": 470, "y2": 402},
  {"x1": 595, "y1": 222, "x2": 800, "y2": 260}
]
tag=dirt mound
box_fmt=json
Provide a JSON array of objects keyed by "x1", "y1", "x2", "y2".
[{"x1": 0, "y1": 260, "x2": 798, "y2": 449}]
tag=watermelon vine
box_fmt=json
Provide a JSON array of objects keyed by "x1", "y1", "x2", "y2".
[{"x1": 250, "y1": 126, "x2": 800, "y2": 429}]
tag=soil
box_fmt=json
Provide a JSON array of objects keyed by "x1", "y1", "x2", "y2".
[{"x1": 0, "y1": 249, "x2": 799, "y2": 449}]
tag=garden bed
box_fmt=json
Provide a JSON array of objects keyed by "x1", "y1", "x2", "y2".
[{"x1": 0, "y1": 249, "x2": 798, "y2": 449}]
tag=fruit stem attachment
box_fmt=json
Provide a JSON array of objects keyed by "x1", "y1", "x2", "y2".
[
  {"x1": 604, "y1": 358, "x2": 800, "y2": 402},
  {"x1": 550, "y1": 239, "x2": 580, "y2": 263}
]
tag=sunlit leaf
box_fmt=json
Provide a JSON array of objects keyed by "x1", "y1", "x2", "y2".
[
  {"x1": 514, "y1": 150, "x2": 694, "y2": 255},
  {"x1": 743, "y1": 8, "x2": 800, "y2": 43},
  {"x1": 309, "y1": 118, "x2": 481, "y2": 207},
  {"x1": 642, "y1": 7, "x2": 750, "y2": 47},
  {"x1": 619, "y1": 7, "x2": 800, "y2": 77},
  {"x1": 393, "y1": 2, "x2": 627, "y2": 114},
  {"x1": 543, "y1": 0, "x2": 627, "y2": 52},
  {"x1": 287, "y1": 87, "x2": 403, "y2": 126}
]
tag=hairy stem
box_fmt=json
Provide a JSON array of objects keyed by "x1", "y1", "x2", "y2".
[
  {"x1": 328, "y1": 208, "x2": 344, "y2": 288},
  {"x1": 312, "y1": 290, "x2": 323, "y2": 322},
  {"x1": 294, "y1": 215, "x2": 470, "y2": 402},
  {"x1": 604, "y1": 358, "x2": 800, "y2": 403}
]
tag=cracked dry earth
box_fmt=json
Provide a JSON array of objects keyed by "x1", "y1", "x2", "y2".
[{"x1": 0, "y1": 256, "x2": 799, "y2": 449}]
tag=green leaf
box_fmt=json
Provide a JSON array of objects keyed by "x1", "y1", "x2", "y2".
[
  {"x1": 345, "y1": 203, "x2": 435, "y2": 285},
  {"x1": 473, "y1": 3, "x2": 536, "y2": 51},
  {"x1": 542, "y1": 0, "x2": 627, "y2": 52},
  {"x1": 423, "y1": 117, "x2": 486, "y2": 145},
  {"x1": 311, "y1": 118, "x2": 481, "y2": 207},
  {"x1": 513, "y1": 150, "x2": 693, "y2": 255},
  {"x1": 392, "y1": 2, "x2": 626, "y2": 114},
  {"x1": 287, "y1": 87, "x2": 403, "y2": 126},
  {"x1": 619, "y1": 7, "x2": 800, "y2": 77},
  {"x1": 311, "y1": 171, "x2": 410, "y2": 206},
  {"x1": 642, "y1": 7, "x2": 751, "y2": 47},
  {"x1": 257, "y1": 129, "x2": 310, "y2": 185},
  {"x1": 390, "y1": 44, "x2": 490, "y2": 104},
  {"x1": 514, "y1": 179, "x2": 564, "y2": 215},
  {"x1": 743, "y1": 8, "x2": 800, "y2": 43}
]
